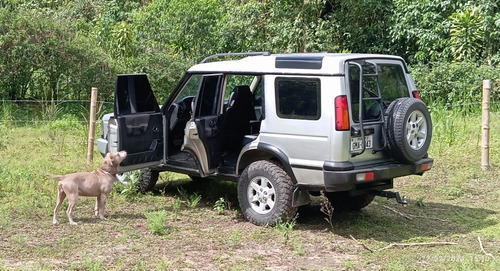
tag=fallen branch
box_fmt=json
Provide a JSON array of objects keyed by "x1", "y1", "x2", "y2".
[
  {"x1": 349, "y1": 235, "x2": 457, "y2": 252},
  {"x1": 478, "y1": 236, "x2": 495, "y2": 259},
  {"x1": 377, "y1": 241, "x2": 457, "y2": 251},
  {"x1": 380, "y1": 204, "x2": 450, "y2": 222},
  {"x1": 410, "y1": 215, "x2": 450, "y2": 223},
  {"x1": 380, "y1": 204, "x2": 413, "y2": 220},
  {"x1": 349, "y1": 235, "x2": 374, "y2": 252}
]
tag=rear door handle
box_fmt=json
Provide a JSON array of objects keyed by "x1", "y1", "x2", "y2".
[{"x1": 351, "y1": 127, "x2": 375, "y2": 136}]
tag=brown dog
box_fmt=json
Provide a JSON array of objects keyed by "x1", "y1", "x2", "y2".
[{"x1": 51, "y1": 151, "x2": 127, "y2": 225}]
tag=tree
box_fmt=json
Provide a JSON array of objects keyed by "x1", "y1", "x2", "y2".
[
  {"x1": 390, "y1": 0, "x2": 500, "y2": 65},
  {"x1": 449, "y1": 6, "x2": 485, "y2": 62},
  {"x1": 216, "y1": 0, "x2": 339, "y2": 53},
  {"x1": 0, "y1": 6, "x2": 114, "y2": 101},
  {"x1": 323, "y1": 0, "x2": 394, "y2": 54}
]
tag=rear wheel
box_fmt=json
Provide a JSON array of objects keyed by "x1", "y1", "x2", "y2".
[
  {"x1": 237, "y1": 160, "x2": 297, "y2": 226},
  {"x1": 325, "y1": 192, "x2": 375, "y2": 212}
]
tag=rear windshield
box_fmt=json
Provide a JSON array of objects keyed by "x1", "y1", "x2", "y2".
[{"x1": 348, "y1": 61, "x2": 409, "y2": 122}]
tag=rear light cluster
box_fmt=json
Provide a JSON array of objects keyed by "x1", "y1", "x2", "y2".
[
  {"x1": 412, "y1": 90, "x2": 421, "y2": 99},
  {"x1": 356, "y1": 171, "x2": 375, "y2": 181},
  {"x1": 335, "y1": 95, "x2": 350, "y2": 131},
  {"x1": 421, "y1": 162, "x2": 431, "y2": 171},
  {"x1": 356, "y1": 163, "x2": 432, "y2": 182}
]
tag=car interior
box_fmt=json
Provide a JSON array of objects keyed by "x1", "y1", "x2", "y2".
[{"x1": 166, "y1": 74, "x2": 263, "y2": 171}]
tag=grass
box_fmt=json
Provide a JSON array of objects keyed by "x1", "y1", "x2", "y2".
[{"x1": 0, "y1": 109, "x2": 499, "y2": 270}]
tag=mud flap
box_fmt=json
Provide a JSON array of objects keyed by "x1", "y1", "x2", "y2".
[{"x1": 292, "y1": 187, "x2": 311, "y2": 207}]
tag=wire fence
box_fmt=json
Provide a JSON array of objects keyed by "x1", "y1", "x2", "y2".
[
  {"x1": 1, "y1": 99, "x2": 498, "y2": 125},
  {"x1": 1, "y1": 99, "x2": 498, "y2": 161},
  {"x1": 0, "y1": 100, "x2": 114, "y2": 124},
  {"x1": 0, "y1": 100, "x2": 113, "y2": 147}
]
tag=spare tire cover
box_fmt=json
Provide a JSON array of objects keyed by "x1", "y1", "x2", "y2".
[{"x1": 385, "y1": 98, "x2": 432, "y2": 163}]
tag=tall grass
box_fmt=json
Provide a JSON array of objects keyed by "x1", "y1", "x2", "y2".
[
  {"x1": 429, "y1": 107, "x2": 499, "y2": 163},
  {"x1": 0, "y1": 107, "x2": 98, "y2": 225},
  {"x1": 0, "y1": 103, "x2": 498, "y2": 220},
  {"x1": 400, "y1": 105, "x2": 500, "y2": 205},
  {"x1": 0, "y1": 100, "x2": 113, "y2": 127},
  {"x1": 0, "y1": 104, "x2": 499, "y2": 270}
]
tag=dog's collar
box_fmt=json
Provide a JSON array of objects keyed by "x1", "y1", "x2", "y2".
[{"x1": 99, "y1": 167, "x2": 116, "y2": 176}]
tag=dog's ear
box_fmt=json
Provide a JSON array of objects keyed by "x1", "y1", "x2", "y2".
[{"x1": 110, "y1": 152, "x2": 122, "y2": 167}]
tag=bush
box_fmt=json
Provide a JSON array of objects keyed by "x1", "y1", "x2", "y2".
[
  {"x1": 145, "y1": 210, "x2": 170, "y2": 236},
  {"x1": 410, "y1": 62, "x2": 500, "y2": 112}
]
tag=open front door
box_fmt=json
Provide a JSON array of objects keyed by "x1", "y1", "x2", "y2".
[
  {"x1": 181, "y1": 74, "x2": 223, "y2": 176},
  {"x1": 114, "y1": 74, "x2": 164, "y2": 171}
]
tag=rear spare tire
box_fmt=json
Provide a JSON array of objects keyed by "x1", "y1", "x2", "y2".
[{"x1": 385, "y1": 98, "x2": 432, "y2": 163}]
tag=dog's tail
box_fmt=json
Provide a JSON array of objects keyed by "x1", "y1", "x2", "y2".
[{"x1": 45, "y1": 173, "x2": 64, "y2": 180}]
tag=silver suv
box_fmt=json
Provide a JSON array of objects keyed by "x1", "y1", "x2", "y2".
[{"x1": 98, "y1": 52, "x2": 433, "y2": 226}]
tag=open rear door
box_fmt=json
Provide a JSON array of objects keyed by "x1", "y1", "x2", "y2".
[{"x1": 114, "y1": 74, "x2": 164, "y2": 171}]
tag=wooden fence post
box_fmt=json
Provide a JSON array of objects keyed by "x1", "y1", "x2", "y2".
[
  {"x1": 87, "y1": 87, "x2": 98, "y2": 163},
  {"x1": 481, "y1": 80, "x2": 491, "y2": 170}
]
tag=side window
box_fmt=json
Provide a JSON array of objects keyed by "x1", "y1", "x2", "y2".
[
  {"x1": 115, "y1": 74, "x2": 160, "y2": 115},
  {"x1": 253, "y1": 78, "x2": 263, "y2": 106},
  {"x1": 275, "y1": 77, "x2": 321, "y2": 120},
  {"x1": 194, "y1": 75, "x2": 223, "y2": 117},
  {"x1": 173, "y1": 74, "x2": 202, "y2": 104},
  {"x1": 349, "y1": 62, "x2": 409, "y2": 122}
]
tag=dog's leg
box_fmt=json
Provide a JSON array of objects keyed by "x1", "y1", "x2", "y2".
[
  {"x1": 94, "y1": 198, "x2": 99, "y2": 217},
  {"x1": 66, "y1": 194, "x2": 78, "y2": 225},
  {"x1": 53, "y1": 187, "x2": 66, "y2": 225},
  {"x1": 97, "y1": 194, "x2": 108, "y2": 220}
]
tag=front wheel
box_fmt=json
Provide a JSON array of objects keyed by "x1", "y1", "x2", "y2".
[
  {"x1": 138, "y1": 168, "x2": 159, "y2": 194},
  {"x1": 237, "y1": 160, "x2": 297, "y2": 226},
  {"x1": 189, "y1": 175, "x2": 207, "y2": 183}
]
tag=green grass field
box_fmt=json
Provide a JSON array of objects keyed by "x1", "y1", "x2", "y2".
[{"x1": 0, "y1": 110, "x2": 499, "y2": 270}]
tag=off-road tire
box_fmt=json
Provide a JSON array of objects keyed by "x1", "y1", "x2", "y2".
[
  {"x1": 237, "y1": 160, "x2": 297, "y2": 226},
  {"x1": 385, "y1": 98, "x2": 432, "y2": 163},
  {"x1": 139, "y1": 168, "x2": 159, "y2": 194},
  {"x1": 325, "y1": 192, "x2": 375, "y2": 212}
]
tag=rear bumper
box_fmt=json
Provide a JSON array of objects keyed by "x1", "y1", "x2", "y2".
[{"x1": 321, "y1": 157, "x2": 433, "y2": 192}]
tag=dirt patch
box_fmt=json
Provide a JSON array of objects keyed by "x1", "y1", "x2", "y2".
[{"x1": 0, "y1": 198, "x2": 361, "y2": 270}]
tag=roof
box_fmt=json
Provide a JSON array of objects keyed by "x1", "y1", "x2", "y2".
[{"x1": 187, "y1": 52, "x2": 406, "y2": 75}]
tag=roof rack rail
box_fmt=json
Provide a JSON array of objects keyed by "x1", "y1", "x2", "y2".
[{"x1": 200, "y1": 52, "x2": 271, "y2": 64}]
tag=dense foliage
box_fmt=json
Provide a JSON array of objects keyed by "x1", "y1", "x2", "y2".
[{"x1": 0, "y1": 0, "x2": 499, "y2": 107}]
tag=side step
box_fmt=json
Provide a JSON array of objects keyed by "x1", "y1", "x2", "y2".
[{"x1": 373, "y1": 190, "x2": 408, "y2": 205}]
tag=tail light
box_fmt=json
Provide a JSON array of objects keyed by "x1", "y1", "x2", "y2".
[
  {"x1": 335, "y1": 95, "x2": 350, "y2": 131},
  {"x1": 356, "y1": 171, "x2": 375, "y2": 181},
  {"x1": 421, "y1": 163, "x2": 431, "y2": 171},
  {"x1": 412, "y1": 91, "x2": 421, "y2": 99}
]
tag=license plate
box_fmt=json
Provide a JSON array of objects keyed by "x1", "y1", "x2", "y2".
[{"x1": 351, "y1": 135, "x2": 373, "y2": 152}]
